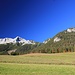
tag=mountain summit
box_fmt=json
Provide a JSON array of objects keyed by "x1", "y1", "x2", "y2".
[{"x1": 0, "y1": 36, "x2": 35, "y2": 45}]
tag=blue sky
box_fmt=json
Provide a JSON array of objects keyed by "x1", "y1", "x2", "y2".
[{"x1": 0, "y1": 0, "x2": 75, "y2": 42}]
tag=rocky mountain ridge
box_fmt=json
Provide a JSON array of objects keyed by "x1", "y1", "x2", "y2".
[{"x1": 0, "y1": 36, "x2": 35, "y2": 45}]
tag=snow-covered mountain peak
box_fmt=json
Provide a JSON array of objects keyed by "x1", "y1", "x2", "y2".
[
  {"x1": 14, "y1": 36, "x2": 26, "y2": 42},
  {"x1": 0, "y1": 36, "x2": 35, "y2": 45},
  {"x1": 15, "y1": 36, "x2": 23, "y2": 40}
]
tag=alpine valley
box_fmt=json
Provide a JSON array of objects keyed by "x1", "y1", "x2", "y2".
[{"x1": 1, "y1": 28, "x2": 75, "y2": 55}]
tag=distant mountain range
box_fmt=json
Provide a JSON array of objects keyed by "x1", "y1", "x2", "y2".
[
  {"x1": 0, "y1": 27, "x2": 75, "y2": 55},
  {"x1": 0, "y1": 36, "x2": 35, "y2": 45}
]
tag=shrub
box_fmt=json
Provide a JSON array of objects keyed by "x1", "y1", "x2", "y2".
[{"x1": 11, "y1": 52, "x2": 19, "y2": 55}]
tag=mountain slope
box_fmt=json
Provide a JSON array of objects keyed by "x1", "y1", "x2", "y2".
[
  {"x1": 32, "y1": 28, "x2": 75, "y2": 53},
  {"x1": 15, "y1": 43, "x2": 42, "y2": 54}
]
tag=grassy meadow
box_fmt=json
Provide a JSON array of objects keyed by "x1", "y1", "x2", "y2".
[{"x1": 0, "y1": 52, "x2": 75, "y2": 75}]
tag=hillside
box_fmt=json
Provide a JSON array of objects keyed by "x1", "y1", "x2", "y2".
[
  {"x1": 32, "y1": 28, "x2": 75, "y2": 53},
  {"x1": 0, "y1": 42, "x2": 42, "y2": 55}
]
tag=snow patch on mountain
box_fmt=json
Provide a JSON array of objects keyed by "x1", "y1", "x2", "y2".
[{"x1": 0, "y1": 36, "x2": 35, "y2": 45}]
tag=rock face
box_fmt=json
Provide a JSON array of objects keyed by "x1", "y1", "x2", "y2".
[
  {"x1": 43, "y1": 38, "x2": 50, "y2": 44},
  {"x1": 0, "y1": 36, "x2": 35, "y2": 45},
  {"x1": 67, "y1": 28, "x2": 75, "y2": 32},
  {"x1": 54, "y1": 37, "x2": 61, "y2": 42}
]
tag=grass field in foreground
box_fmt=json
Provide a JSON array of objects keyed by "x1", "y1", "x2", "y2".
[
  {"x1": 0, "y1": 52, "x2": 75, "y2": 75},
  {"x1": 0, "y1": 63, "x2": 75, "y2": 75}
]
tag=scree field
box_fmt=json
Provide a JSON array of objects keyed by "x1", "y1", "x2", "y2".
[{"x1": 0, "y1": 52, "x2": 75, "y2": 75}]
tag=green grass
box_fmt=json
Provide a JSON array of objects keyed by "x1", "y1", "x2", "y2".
[
  {"x1": 0, "y1": 52, "x2": 75, "y2": 75},
  {"x1": 0, "y1": 63, "x2": 75, "y2": 75}
]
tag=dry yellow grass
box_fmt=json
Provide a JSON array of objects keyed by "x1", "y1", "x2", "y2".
[{"x1": 0, "y1": 52, "x2": 75, "y2": 65}]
